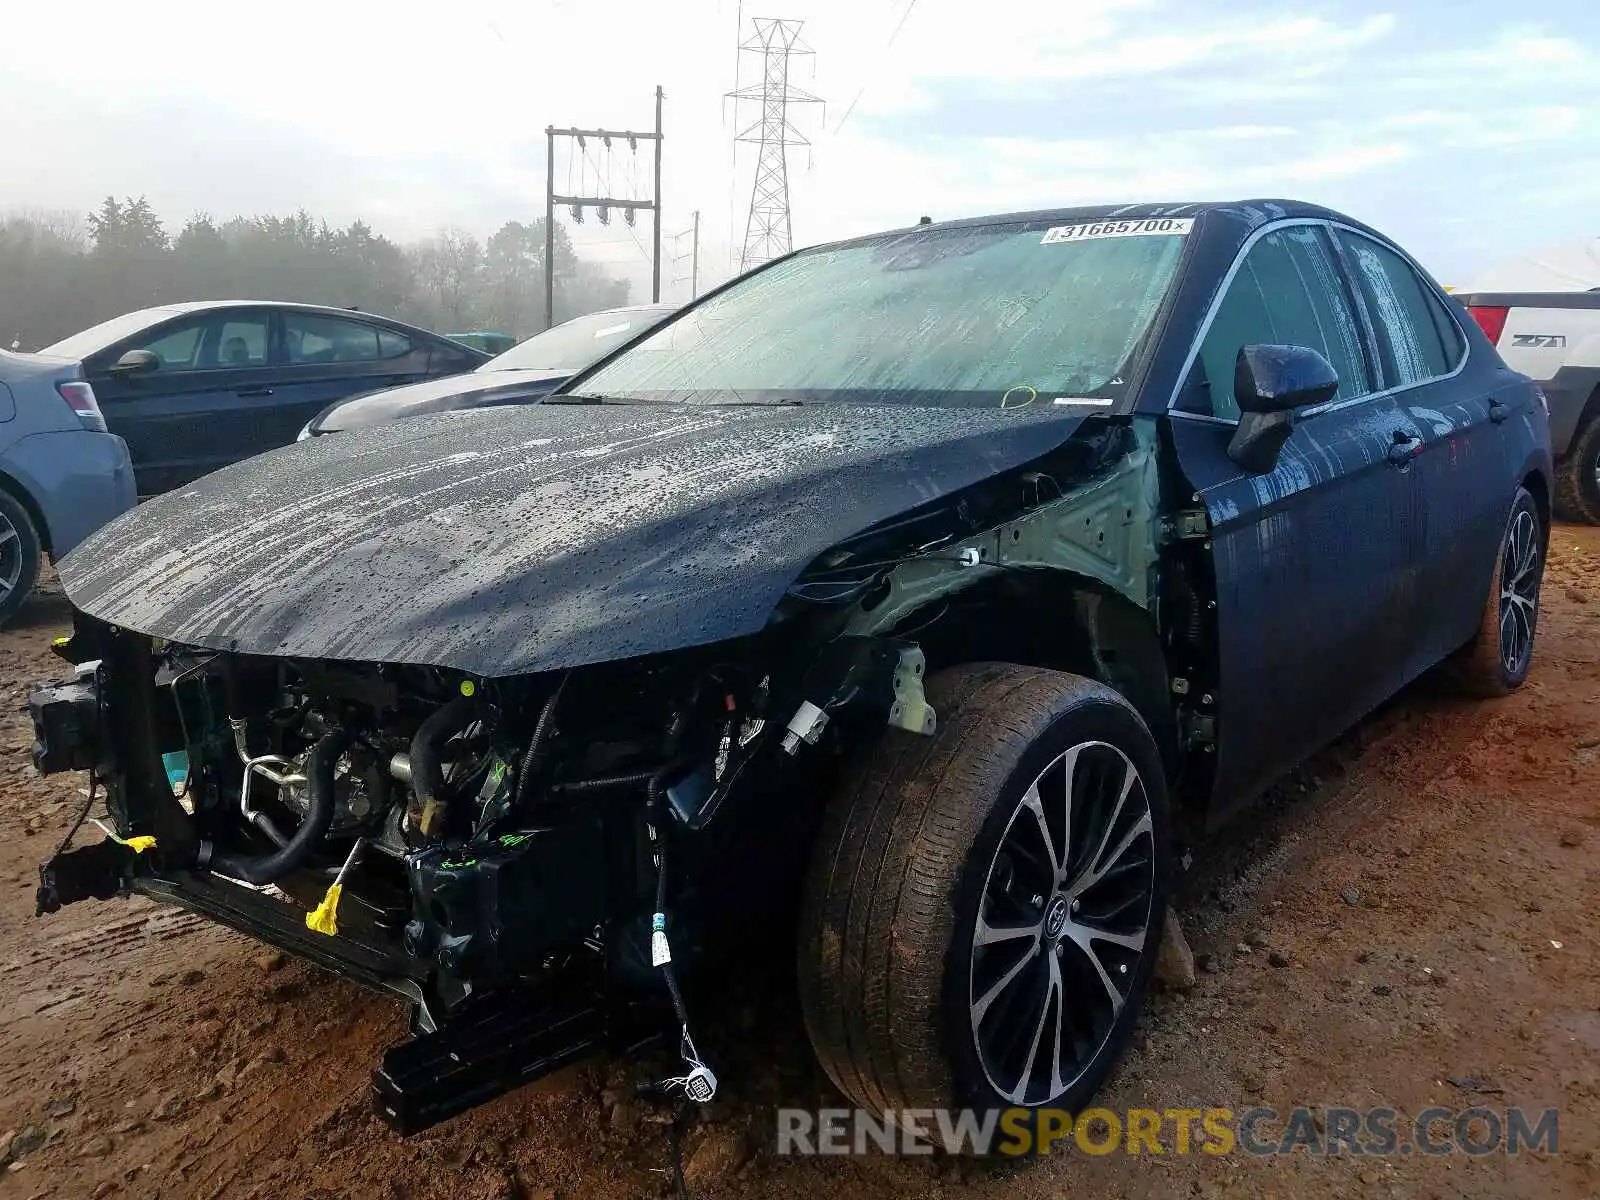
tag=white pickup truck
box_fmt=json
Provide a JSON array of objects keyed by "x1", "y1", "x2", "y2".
[{"x1": 1457, "y1": 290, "x2": 1600, "y2": 523}]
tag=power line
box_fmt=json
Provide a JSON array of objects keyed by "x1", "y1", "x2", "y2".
[{"x1": 832, "y1": 0, "x2": 920, "y2": 138}]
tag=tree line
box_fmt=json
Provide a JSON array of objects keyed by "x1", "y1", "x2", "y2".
[{"x1": 0, "y1": 197, "x2": 632, "y2": 352}]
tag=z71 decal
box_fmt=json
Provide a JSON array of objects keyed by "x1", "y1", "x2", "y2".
[
  {"x1": 1511, "y1": 334, "x2": 1567, "y2": 349},
  {"x1": 1041, "y1": 218, "x2": 1194, "y2": 244}
]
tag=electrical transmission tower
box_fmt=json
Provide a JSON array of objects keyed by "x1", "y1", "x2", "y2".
[{"x1": 727, "y1": 18, "x2": 820, "y2": 272}]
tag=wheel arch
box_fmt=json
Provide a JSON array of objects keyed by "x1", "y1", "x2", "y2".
[
  {"x1": 879, "y1": 569, "x2": 1181, "y2": 786},
  {"x1": 1521, "y1": 465, "x2": 1550, "y2": 530},
  {"x1": 0, "y1": 467, "x2": 52, "y2": 555},
  {"x1": 1571, "y1": 378, "x2": 1600, "y2": 447}
]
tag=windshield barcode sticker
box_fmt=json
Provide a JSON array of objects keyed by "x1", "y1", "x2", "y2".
[{"x1": 1041, "y1": 218, "x2": 1194, "y2": 244}]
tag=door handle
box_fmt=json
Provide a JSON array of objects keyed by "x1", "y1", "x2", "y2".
[
  {"x1": 1387, "y1": 432, "x2": 1421, "y2": 466},
  {"x1": 235, "y1": 386, "x2": 274, "y2": 397},
  {"x1": 1488, "y1": 398, "x2": 1509, "y2": 423}
]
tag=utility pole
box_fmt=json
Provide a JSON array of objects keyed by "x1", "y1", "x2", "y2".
[
  {"x1": 652, "y1": 85, "x2": 663, "y2": 307},
  {"x1": 727, "y1": 18, "x2": 820, "y2": 272},
  {"x1": 543, "y1": 88, "x2": 664, "y2": 329}
]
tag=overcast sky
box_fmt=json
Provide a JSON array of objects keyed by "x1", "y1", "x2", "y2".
[{"x1": 2, "y1": 0, "x2": 1596, "y2": 302}]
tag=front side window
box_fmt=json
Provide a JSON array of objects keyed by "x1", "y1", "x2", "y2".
[
  {"x1": 1197, "y1": 226, "x2": 1371, "y2": 421},
  {"x1": 1339, "y1": 232, "x2": 1457, "y2": 387},
  {"x1": 125, "y1": 312, "x2": 269, "y2": 373},
  {"x1": 216, "y1": 317, "x2": 267, "y2": 366},
  {"x1": 285, "y1": 313, "x2": 389, "y2": 364},
  {"x1": 577, "y1": 221, "x2": 1191, "y2": 407},
  {"x1": 140, "y1": 321, "x2": 204, "y2": 370}
]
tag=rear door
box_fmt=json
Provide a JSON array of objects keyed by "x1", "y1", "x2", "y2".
[
  {"x1": 1167, "y1": 222, "x2": 1427, "y2": 817},
  {"x1": 88, "y1": 308, "x2": 276, "y2": 495},
  {"x1": 271, "y1": 311, "x2": 443, "y2": 430},
  {"x1": 1334, "y1": 230, "x2": 1504, "y2": 676}
]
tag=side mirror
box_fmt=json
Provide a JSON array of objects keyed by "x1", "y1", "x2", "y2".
[
  {"x1": 110, "y1": 349, "x2": 160, "y2": 377},
  {"x1": 1226, "y1": 344, "x2": 1339, "y2": 474}
]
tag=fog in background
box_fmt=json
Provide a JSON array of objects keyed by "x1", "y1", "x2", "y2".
[{"x1": 2, "y1": 0, "x2": 1598, "y2": 345}]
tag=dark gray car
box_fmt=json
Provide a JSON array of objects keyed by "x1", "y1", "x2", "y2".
[
  {"x1": 297, "y1": 304, "x2": 678, "y2": 438},
  {"x1": 40, "y1": 302, "x2": 488, "y2": 495},
  {"x1": 0, "y1": 349, "x2": 135, "y2": 623}
]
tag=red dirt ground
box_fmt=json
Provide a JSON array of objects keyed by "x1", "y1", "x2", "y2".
[{"x1": 1, "y1": 527, "x2": 1597, "y2": 1200}]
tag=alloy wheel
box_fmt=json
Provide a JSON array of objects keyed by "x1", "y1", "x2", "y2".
[
  {"x1": 1498, "y1": 506, "x2": 1540, "y2": 675},
  {"x1": 969, "y1": 740, "x2": 1155, "y2": 1106},
  {"x1": 0, "y1": 508, "x2": 22, "y2": 606}
]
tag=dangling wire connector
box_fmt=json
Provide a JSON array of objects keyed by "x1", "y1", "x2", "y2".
[{"x1": 645, "y1": 771, "x2": 718, "y2": 1105}]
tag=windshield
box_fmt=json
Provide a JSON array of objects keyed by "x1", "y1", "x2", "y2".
[
  {"x1": 482, "y1": 307, "x2": 674, "y2": 373},
  {"x1": 575, "y1": 219, "x2": 1191, "y2": 407},
  {"x1": 41, "y1": 306, "x2": 185, "y2": 360}
]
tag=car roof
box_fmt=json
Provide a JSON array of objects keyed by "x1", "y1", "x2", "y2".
[
  {"x1": 84, "y1": 299, "x2": 452, "y2": 331},
  {"x1": 817, "y1": 198, "x2": 1368, "y2": 249},
  {"x1": 40, "y1": 300, "x2": 465, "y2": 359},
  {"x1": 155, "y1": 299, "x2": 435, "y2": 326}
]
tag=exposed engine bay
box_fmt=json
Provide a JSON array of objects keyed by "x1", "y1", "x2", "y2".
[{"x1": 30, "y1": 609, "x2": 939, "y2": 1129}]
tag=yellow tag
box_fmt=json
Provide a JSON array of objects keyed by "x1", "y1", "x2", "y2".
[
  {"x1": 52, "y1": 636, "x2": 71, "y2": 647},
  {"x1": 124, "y1": 835, "x2": 157, "y2": 854},
  {"x1": 305, "y1": 884, "x2": 343, "y2": 936}
]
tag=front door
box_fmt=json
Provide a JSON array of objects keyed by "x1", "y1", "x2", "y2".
[
  {"x1": 1167, "y1": 223, "x2": 1426, "y2": 819},
  {"x1": 89, "y1": 308, "x2": 277, "y2": 495}
]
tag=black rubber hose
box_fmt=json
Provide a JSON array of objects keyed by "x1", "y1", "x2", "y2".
[
  {"x1": 408, "y1": 695, "x2": 482, "y2": 838},
  {"x1": 212, "y1": 728, "x2": 353, "y2": 886},
  {"x1": 511, "y1": 676, "x2": 568, "y2": 808}
]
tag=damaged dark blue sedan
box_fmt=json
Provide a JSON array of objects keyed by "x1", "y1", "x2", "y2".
[{"x1": 29, "y1": 200, "x2": 1550, "y2": 1139}]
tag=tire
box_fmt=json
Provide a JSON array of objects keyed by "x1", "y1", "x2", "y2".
[
  {"x1": 1553, "y1": 416, "x2": 1600, "y2": 525},
  {"x1": 1449, "y1": 486, "x2": 1545, "y2": 697},
  {"x1": 0, "y1": 489, "x2": 41, "y2": 627},
  {"x1": 798, "y1": 662, "x2": 1171, "y2": 1130}
]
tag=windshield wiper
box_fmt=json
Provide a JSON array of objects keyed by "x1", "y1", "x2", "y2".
[
  {"x1": 542, "y1": 393, "x2": 622, "y2": 405},
  {"x1": 705, "y1": 397, "x2": 811, "y2": 407}
]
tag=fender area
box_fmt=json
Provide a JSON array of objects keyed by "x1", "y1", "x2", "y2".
[
  {"x1": 817, "y1": 419, "x2": 1194, "y2": 813},
  {"x1": 0, "y1": 467, "x2": 52, "y2": 555},
  {"x1": 874, "y1": 570, "x2": 1182, "y2": 788},
  {"x1": 1522, "y1": 466, "x2": 1550, "y2": 529}
]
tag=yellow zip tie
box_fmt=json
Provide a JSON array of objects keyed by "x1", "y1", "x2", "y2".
[
  {"x1": 306, "y1": 839, "x2": 363, "y2": 937},
  {"x1": 91, "y1": 819, "x2": 156, "y2": 854},
  {"x1": 305, "y1": 884, "x2": 343, "y2": 936}
]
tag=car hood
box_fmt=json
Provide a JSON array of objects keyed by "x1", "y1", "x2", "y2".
[
  {"x1": 59, "y1": 402, "x2": 1094, "y2": 677},
  {"x1": 313, "y1": 368, "x2": 570, "y2": 433}
]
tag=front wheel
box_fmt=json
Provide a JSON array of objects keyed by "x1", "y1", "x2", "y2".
[
  {"x1": 798, "y1": 663, "x2": 1171, "y2": 1126},
  {"x1": 1449, "y1": 485, "x2": 1546, "y2": 696}
]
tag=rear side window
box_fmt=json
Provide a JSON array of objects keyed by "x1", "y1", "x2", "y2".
[
  {"x1": 377, "y1": 329, "x2": 412, "y2": 358},
  {"x1": 1338, "y1": 232, "x2": 1460, "y2": 386},
  {"x1": 1197, "y1": 226, "x2": 1371, "y2": 421},
  {"x1": 285, "y1": 313, "x2": 398, "y2": 364}
]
